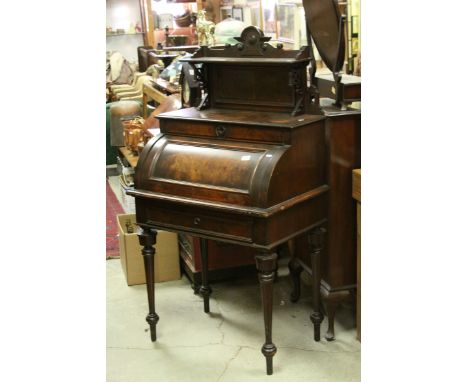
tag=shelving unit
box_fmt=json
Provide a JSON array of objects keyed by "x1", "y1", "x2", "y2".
[{"x1": 106, "y1": 0, "x2": 147, "y2": 61}]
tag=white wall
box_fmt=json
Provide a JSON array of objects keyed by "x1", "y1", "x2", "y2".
[{"x1": 106, "y1": 0, "x2": 144, "y2": 63}]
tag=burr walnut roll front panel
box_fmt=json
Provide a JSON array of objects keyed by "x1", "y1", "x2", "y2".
[{"x1": 137, "y1": 134, "x2": 289, "y2": 207}]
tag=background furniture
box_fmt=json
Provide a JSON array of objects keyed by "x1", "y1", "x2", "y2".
[
  {"x1": 110, "y1": 101, "x2": 142, "y2": 147},
  {"x1": 178, "y1": 234, "x2": 258, "y2": 292},
  {"x1": 287, "y1": 0, "x2": 361, "y2": 342},
  {"x1": 289, "y1": 100, "x2": 360, "y2": 341},
  {"x1": 107, "y1": 103, "x2": 124, "y2": 165},
  {"x1": 138, "y1": 46, "x2": 157, "y2": 72},
  {"x1": 148, "y1": 52, "x2": 178, "y2": 68},
  {"x1": 142, "y1": 83, "x2": 168, "y2": 117},
  {"x1": 106, "y1": 0, "x2": 150, "y2": 62}
]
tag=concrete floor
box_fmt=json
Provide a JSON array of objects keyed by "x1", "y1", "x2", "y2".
[{"x1": 107, "y1": 257, "x2": 361, "y2": 381}]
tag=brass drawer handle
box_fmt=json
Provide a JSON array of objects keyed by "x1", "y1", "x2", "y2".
[
  {"x1": 194, "y1": 217, "x2": 201, "y2": 225},
  {"x1": 215, "y1": 125, "x2": 226, "y2": 137}
]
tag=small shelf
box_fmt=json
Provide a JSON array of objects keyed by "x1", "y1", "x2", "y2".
[{"x1": 106, "y1": 32, "x2": 144, "y2": 37}]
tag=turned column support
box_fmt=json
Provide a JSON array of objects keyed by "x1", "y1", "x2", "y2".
[
  {"x1": 138, "y1": 227, "x2": 159, "y2": 341},
  {"x1": 309, "y1": 226, "x2": 326, "y2": 342},
  {"x1": 199, "y1": 238, "x2": 212, "y2": 313},
  {"x1": 255, "y1": 252, "x2": 278, "y2": 375}
]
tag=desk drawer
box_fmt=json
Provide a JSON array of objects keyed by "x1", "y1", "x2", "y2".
[
  {"x1": 144, "y1": 207, "x2": 254, "y2": 243},
  {"x1": 160, "y1": 119, "x2": 290, "y2": 144}
]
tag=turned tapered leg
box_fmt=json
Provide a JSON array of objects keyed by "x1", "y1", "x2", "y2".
[
  {"x1": 138, "y1": 227, "x2": 159, "y2": 341},
  {"x1": 255, "y1": 252, "x2": 278, "y2": 375},
  {"x1": 309, "y1": 227, "x2": 326, "y2": 342},
  {"x1": 199, "y1": 238, "x2": 212, "y2": 313},
  {"x1": 288, "y1": 257, "x2": 304, "y2": 303}
]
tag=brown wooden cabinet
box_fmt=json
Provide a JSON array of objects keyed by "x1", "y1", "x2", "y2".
[{"x1": 290, "y1": 101, "x2": 360, "y2": 341}]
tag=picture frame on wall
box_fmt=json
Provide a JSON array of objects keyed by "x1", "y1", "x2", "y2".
[
  {"x1": 232, "y1": 7, "x2": 243, "y2": 21},
  {"x1": 220, "y1": 6, "x2": 233, "y2": 20}
]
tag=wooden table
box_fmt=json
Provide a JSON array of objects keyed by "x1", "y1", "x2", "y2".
[
  {"x1": 152, "y1": 78, "x2": 180, "y2": 95},
  {"x1": 142, "y1": 83, "x2": 168, "y2": 118},
  {"x1": 352, "y1": 169, "x2": 361, "y2": 341},
  {"x1": 119, "y1": 147, "x2": 139, "y2": 168}
]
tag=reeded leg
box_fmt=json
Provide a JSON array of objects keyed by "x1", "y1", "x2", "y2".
[
  {"x1": 309, "y1": 227, "x2": 326, "y2": 342},
  {"x1": 255, "y1": 252, "x2": 278, "y2": 375},
  {"x1": 138, "y1": 227, "x2": 159, "y2": 341},
  {"x1": 325, "y1": 300, "x2": 338, "y2": 341},
  {"x1": 199, "y1": 238, "x2": 212, "y2": 313},
  {"x1": 288, "y1": 257, "x2": 303, "y2": 303}
]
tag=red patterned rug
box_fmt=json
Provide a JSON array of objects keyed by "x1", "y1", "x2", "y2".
[{"x1": 107, "y1": 179, "x2": 124, "y2": 259}]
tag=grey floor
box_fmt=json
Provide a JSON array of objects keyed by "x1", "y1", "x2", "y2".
[
  {"x1": 107, "y1": 260, "x2": 360, "y2": 382},
  {"x1": 107, "y1": 176, "x2": 360, "y2": 381}
]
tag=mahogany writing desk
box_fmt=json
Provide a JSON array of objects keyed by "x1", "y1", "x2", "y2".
[{"x1": 128, "y1": 27, "x2": 329, "y2": 375}]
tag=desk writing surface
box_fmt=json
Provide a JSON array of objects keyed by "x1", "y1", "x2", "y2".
[{"x1": 158, "y1": 107, "x2": 325, "y2": 128}]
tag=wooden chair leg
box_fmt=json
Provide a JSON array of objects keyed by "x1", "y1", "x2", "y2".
[
  {"x1": 138, "y1": 227, "x2": 159, "y2": 341},
  {"x1": 255, "y1": 252, "x2": 278, "y2": 375}
]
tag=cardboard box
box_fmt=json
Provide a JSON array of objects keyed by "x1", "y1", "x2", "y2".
[{"x1": 117, "y1": 214, "x2": 180, "y2": 285}]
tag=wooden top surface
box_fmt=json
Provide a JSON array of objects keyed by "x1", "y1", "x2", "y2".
[
  {"x1": 151, "y1": 78, "x2": 179, "y2": 95},
  {"x1": 352, "y1": 169, "x2": 361, "y2": 202},
  {"x1": 157, "y1": 107, "x2": 325, "y2": 128},
  {"x1": 119, "y1": 147, "x2": 139, "y2": 168}
]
